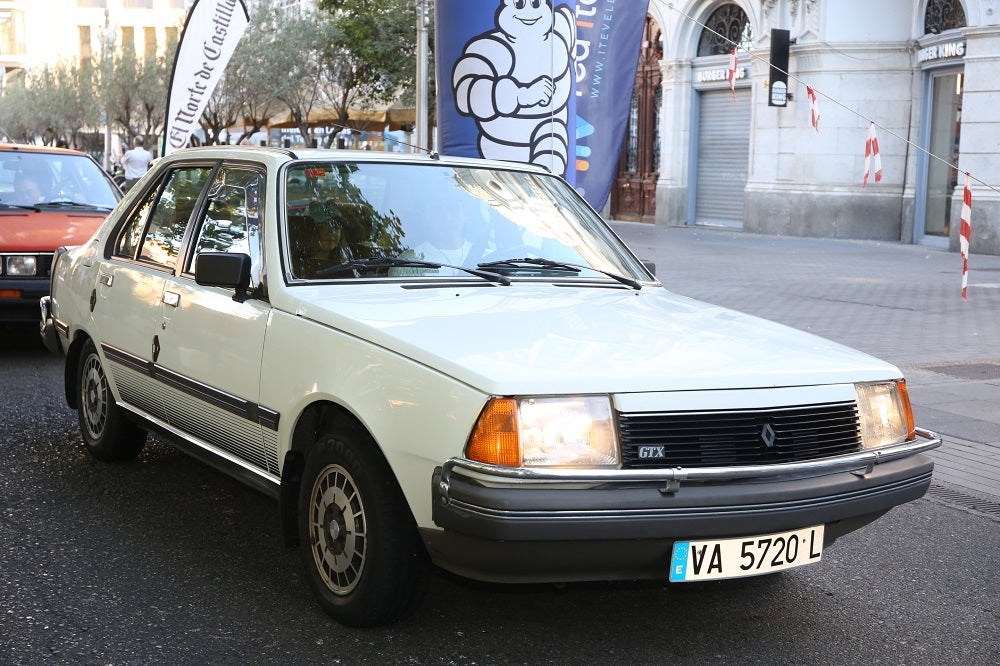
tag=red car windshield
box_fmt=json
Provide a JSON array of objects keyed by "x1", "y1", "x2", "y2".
[{"x1": 0, "y1": 150, "x2": 120, "y2": 209}]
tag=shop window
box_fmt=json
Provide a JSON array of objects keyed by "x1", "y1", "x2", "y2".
[
  {"x1": 79, "y1": 25, "x2": 92, "y2": 67},
  {"x1": 924, "y1": 0, "x2": 967, "y2": 34},
  {"x1": 0, "y1": 9, "x2": 26, "y2": 56},
  {"x1": 144, "y1": 27, "x2": 156, "y2": 59},
  {"x1": 121, "y1": 26, "x2": 135, "y2": 53},
  {"x1": 697, "y1": 4, "x2": 752, "y2": 56}
]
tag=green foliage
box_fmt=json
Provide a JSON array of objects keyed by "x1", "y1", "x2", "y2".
[
  {"x1": 0, "y1": 62, "x2": 99, "y2": 147},
  {"x1": 0, "y1": 0, "x2": 426, "y2": 151}
]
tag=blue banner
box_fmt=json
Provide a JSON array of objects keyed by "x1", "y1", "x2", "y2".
[
  {"x1": 435, "y1": 0, "x2": 647, "y2": 210},
  {"x1": 573, "y1": 0, "x2": 647, "y2": 209}
]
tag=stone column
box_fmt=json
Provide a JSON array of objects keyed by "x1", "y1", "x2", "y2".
[
  {"x1": 949, "y1": 25, "x2": 1000, "y2": 254},
  {"x1": 655, "y1": 58, "x2": 693, "y2": 227}
]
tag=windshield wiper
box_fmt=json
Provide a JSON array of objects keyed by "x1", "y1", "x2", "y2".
[
  {"x1": 315, "y1": 257, "x2": 511, "y2": 285},
  {"x1": 477, "y1": 257, "x2": 642, "y2": 290},
  {"x1": 0, "y1": 201, "x2": 41, "y2": 212},
  {"x1": 41, "y1": 199, "x2": 113, "y2": 212}
]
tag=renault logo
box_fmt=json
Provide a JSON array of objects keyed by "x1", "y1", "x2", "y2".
[{"x1": 761, "y1": 422, "x2": 777, "y2": 448}]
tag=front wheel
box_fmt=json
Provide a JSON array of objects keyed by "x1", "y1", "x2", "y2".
[
  {"x1": 298, "y1": 427, "x2": 428, "y2": 627},
  {"x1": 77, "y1": 339, "x2": 146, "y2": 461}
]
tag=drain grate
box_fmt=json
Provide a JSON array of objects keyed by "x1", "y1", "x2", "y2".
[
  {"x1": 926, "y1": 483, "x2": 1000, "y2": 520},
  {"x1": 922, "y1": 361, "x2": 1000, "y2": 381}
]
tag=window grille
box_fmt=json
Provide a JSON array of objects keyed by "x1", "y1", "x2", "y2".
[{"x1": 697, "y1": 4, "x2": 752, "y2": 57}]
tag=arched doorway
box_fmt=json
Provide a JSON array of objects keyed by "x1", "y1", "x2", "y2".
[{"x1": 610, "y1": 15, "x2": 662, "y2": 222}]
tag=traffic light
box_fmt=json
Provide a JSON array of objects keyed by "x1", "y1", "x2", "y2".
[{"x1": 769, "y1": 29, "x2": 791, "y2": 107}]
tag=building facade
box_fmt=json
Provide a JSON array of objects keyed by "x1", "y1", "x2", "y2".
[
  {"x1": 627, "y1": 0, "x2": 1000, "y2": 255},
  {"x1": 1, "y1": 0, "x2": 189, "y2": 81}
]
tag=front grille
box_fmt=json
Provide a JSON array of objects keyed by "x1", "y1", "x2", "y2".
[
  {"x1": 619, "y1": 401, "x2": 861, "y2": 468},
  {"x1": 38, "y1": 253, "x2": 53, "y2": 277}
]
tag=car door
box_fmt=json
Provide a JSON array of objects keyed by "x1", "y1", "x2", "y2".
[
  {"x1": 93, "y1": 165, "x2": 213, "y2": 421},
  {"x1": 154, "y1": 165, "x2": 278, "y2": 476}
]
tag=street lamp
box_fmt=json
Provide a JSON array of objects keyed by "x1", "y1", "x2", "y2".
[
  {"x1": 414, "y1": 0, "x2": 430, "y2": 152},
  {"x1": 100, "y1": 8, "x2": 117, "y2": 170}
]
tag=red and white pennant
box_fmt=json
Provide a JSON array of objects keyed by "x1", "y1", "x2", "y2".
[
  {"x1": 807, "y1": 86, "x2": 820, "y2": 132},
  {"x1": 960, "y1": 173, "x2": 973, "y2": 300},
  {"x1": 863, "y1": 122, "x2": 882, "y2": 187},
  {"x1": 728, "y1": 47, "x2": 737, "y2": 101}
]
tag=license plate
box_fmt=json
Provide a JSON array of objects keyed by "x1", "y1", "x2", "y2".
[{"x1": 669, "y1": 525, "x2": 824, "y2": 582}]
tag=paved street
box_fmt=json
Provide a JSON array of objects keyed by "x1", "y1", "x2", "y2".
[
  {"x1": 2, "y1": 224, "x2": 999, "y2": 664},
  {"x1": 613, "y1": 221, "x2": 1000, "y2": 507},
  {"x1": 1, "y1": 315, "x2": 997, "y2": 664}
]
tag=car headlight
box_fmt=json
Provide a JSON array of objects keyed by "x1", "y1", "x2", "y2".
[
  {"x1": 5, "y1": 255, "x2": 38, "y2": 276},
  {"x1": 466, "y1": 395, "x2": 620, "y2": 468},
  {"x1": 856, "y1": 380, "x2": 915, "y2": 449}
]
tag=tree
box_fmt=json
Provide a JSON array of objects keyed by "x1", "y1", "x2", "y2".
[
  {"x1": 105, "y1": 43, "x2": 170, "y2": 146},
  {"x1": 222, "y1": 1, "x2": 291, "y2": 144},
  {"x1": 0, "y1": 63, "x2": 99, "y2": 148},
  {"x1": 316, "y1": 0, "x2": 421, "y2": 136},
  {"x1": 266, "y1": 9, "x2": 328, "y2": 147}
]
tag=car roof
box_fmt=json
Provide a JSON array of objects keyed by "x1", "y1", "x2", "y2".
[
  {"x1": 159, "y1": 145, "x2": 553, "y2": 174},
  {"x1": 0, "y1": 143, "x2": 92, "y2": 158}
]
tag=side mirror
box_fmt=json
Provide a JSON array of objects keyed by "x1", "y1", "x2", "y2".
[
  {"x1": 641, "y1": 260, "x2": 657, "y2": 278},
  {"x1": 195, "y1": 252, "x2": 252, "y2": 303}
]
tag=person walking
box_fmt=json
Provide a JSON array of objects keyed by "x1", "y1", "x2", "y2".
[{"x1": 120, "y1": 136, "x2": 153, "y2": 192}]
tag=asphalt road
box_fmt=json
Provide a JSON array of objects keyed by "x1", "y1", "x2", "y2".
[{"x1": 2, "y1": 328, "x2": 997, "y2": 665}]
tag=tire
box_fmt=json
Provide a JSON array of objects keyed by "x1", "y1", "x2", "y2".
[
  {"x1": 77, "y1": 339, "x2": 146, "y2": 461},
  {"x1": 298, "y1": 427, "x2": 428, "y2": 627}
]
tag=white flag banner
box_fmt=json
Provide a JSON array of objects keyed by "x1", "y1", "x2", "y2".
[
  {"x1": 728, "y1": 47, "x2": 738, "y2": 101},
  {"x1": 163, "y1": 0, "x2": 250, "y2": 155},
  {"x1": 807, "y1": 86, "x2": 820, "y2": 132}
]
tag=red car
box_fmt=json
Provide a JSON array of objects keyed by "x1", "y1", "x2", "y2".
[{"x1": 0, "y1": 144, "x2": 121, "y2": 324}]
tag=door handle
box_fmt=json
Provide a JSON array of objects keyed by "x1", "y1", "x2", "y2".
[
  {"x1": 98, "y1": 271, "x2": 113, "y2": 287},
  {"x1": 162, "y1": 291, "x2": 181, "y2": 308}
]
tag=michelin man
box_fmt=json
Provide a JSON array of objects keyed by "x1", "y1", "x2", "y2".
[{"x1": 452, "y1": 0, "x2": 575, "y2": 177}]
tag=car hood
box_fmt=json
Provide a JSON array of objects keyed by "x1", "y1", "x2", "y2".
[
  {"x1": 284, "y1": 283, "x2": 901, "y2": 395},
  {"x1": 0, "y1": 210, "x2": 107, "y2": 252}
]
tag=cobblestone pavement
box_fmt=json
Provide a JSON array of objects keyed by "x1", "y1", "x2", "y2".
[{"x1": 613, "y1": 222, "x2": 1000, "y2": 504}]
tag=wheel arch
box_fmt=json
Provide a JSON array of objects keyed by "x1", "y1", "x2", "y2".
[
  {"x1": 63, "y1": 330, "x2": 93, "y2": 409},
  {"x1": 279, "y1": 399, "x2": 411, "y2": 547}
]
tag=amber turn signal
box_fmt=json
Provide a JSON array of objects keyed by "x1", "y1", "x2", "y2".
[
  {"x1": 466, "y1": 397, "x2": 521, "y2": 467},
  {"x1": 897, "y1": 380, "x2": 915, "y2": 440}
]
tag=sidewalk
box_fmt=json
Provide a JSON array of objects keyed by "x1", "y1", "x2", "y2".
[{"x1": 611, "y1": 221, "x2": 1000, "y2": 503}]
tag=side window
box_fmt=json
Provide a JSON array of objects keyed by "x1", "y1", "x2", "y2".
[
  {"x1": 137, "y1": 167, "x2": 212, "y2": 268},
  {"x1": 115, "y1": 187, "x2": 158, "y2": 258},
  {"x1": 188, "y1": 167, "x2": 265, "y2": 288}
]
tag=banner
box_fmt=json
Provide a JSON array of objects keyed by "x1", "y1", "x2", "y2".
[
  {"x1": 163, "y1": 0, "x2": 250, "y2": 155},
  {"x1": 436, "y1": 0, "x2": 577, "y2": 184},
  {"x1": 435, "y1": 0, "x2": 646, "y2": 210},
  {"x1": 573, "y1": 0, "x2": 647, "y2": 209}
]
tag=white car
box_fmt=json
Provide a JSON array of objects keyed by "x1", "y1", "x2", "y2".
[{"x1": 40, "y1": 146, "x2": 940, "y2": 627}]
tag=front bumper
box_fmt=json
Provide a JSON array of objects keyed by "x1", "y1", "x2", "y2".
[
  {"x1": 425, "y1": 430, "x2": 939, "y2": 583},
  {"x1": 38, "y1": 296, "x2": 64, "y2": 355},
  {"x1": 1, "y1": 277, "x2": 48, "y2": 323}
]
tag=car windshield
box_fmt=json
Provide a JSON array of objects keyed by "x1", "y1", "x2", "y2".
[
  {"x1": 283, "y1": 161, "x2": 650, "y2": 283},
  {"x1": 0, "y1": 150, "x2": 120, "y2": 209}
]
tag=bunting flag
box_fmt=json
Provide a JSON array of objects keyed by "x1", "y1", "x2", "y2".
[
  {"x1": 960, "y1": 172, "x2": 973, "y2": 300},
  {"x1": 163, "y1": 0, "x2": 250, "y2": 155},
  {"x1": 863, "y1": 122, "x2": 882, "y2": 187},
  {"x1": 728, "y1": 47, "x2": 738, "y2": 101},
  {"x1": 807, "y1": 86, "x2": 820, "y2": 132}
]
